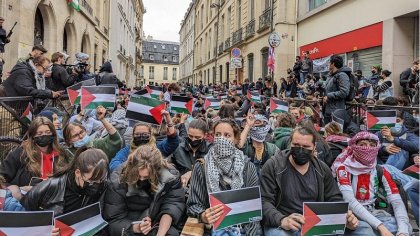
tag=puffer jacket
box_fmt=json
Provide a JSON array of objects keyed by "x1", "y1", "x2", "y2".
[
  {"x1": 324, "y1": 67, "x2": 351, "y2": 116},
  {"x1": 103, "y1": 166, "x2": 186, "y2": 236}
]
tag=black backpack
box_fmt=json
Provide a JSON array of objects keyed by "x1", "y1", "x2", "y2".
[
  {"x1": 336, "y1": 71, "x2": 358, "y2": 101},
  {"x1": 375, "y1": 165, "x2": 409, "y2": 215}
]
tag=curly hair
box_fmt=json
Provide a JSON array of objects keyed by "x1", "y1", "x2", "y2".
[{"x1": 120, "y1": 144, "x2": 171, "y2": 193}]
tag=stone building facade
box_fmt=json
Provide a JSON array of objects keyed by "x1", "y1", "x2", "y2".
[{"x1": 179, "y1": 1, "x2": 195, "y2": 84}]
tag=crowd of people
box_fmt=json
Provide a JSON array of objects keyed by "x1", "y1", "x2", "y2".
[{"x1": 0, "y1": 49, "x2": 418, "y2": 236}]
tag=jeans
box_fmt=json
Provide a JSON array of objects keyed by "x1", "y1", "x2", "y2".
[
  {"x1": 406, "y1": 181, "x2": 419, "y2": 225},
  {"x1": 385, "y1": 150, "x2": 409, "y2": 170},
  {"x1": 300, "y1": 72, "x2": 307, "y2": 84},
  {"x1": 264, "y1": 220, "x2": 375, "y2": 236}
]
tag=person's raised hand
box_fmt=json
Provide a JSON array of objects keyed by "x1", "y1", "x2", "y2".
[{"x1": 96, "y1": 106, "x2": 106, "y2": 120}]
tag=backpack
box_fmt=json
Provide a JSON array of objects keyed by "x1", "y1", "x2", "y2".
[
  {"x1": 374, "y1": 165, "x2": 409, "y2": 215},
  {"x1": 336, "y1": 71, "x2": 358, "y2": 101}
]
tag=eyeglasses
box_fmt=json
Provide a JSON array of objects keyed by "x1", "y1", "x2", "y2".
[{"x1": 71, "y1": 129, "x2": 86, "y2": 139}]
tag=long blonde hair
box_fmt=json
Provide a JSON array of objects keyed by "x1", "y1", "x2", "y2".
[
  {"x1": 121, "y1": 144, "x2": 170, "y2": 192},
  {"x1": 22, "y1": 116, "x2": 67, "y2": 176}
]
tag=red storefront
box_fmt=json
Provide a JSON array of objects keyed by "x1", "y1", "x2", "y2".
[{"x1": 299, "y1": 22, "x2": 383, "y2": 75}]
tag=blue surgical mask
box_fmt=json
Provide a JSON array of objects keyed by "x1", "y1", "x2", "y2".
[
  {"x1": 73, "y1": 134, "x2": 90, "y2": 148},
  {"x1": 391, "y1": 123, "x2": 403, "y2": 134}
]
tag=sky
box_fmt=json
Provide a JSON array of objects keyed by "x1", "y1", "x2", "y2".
[{"x1": 143, "y1": 0, "x2": 192, "y2": 42}]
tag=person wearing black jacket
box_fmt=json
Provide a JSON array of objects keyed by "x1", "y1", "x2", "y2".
[
  {"x1": 97, "y1": 61, "x2": 123, "y2": 88},
  {"x1": 50, "y1": 52, "x2": 75, "y2": 91},
  {"x1": 20, "y1": 148, "x2": 108, "y2": 236},
  {"x1": 1, "y1": 56, "x2": 61, "y2": 98},
  {"x1": 103, "y1": 144, "x2": 185, "y2": 236},
  {"x1": 292, "y1": 56, "x2": 302, "y2": 77}
]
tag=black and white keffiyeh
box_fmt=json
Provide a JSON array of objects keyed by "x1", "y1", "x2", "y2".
[
  {"x1": 205, "y1": 137, "x2": 245, "y2": 193},
  {"x1": 250, "y1": 114, "x2": 270, "y2": 142}
]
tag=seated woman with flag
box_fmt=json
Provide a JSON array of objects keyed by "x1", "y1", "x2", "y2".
[
  {"x1": 109, "y1": 110, "x2": 179, "y2": 172},
  {"x1": 332, "y1": 131, "x2": 412, "y2": 236},
  {"x1": 20, "y1": 147, "x2": 109, "y2": 236},
  {"x1": 103, "y1": 144, "x2": 185, "y2": 236},
  {"x1": 63, "y1": 105, "x2": 123, "y2": 160},
  {"x1": 0, "y1": 116, "x2": 69, "y2": 189},
  {"x1": 187, "y1": 118, "x2": 262, "y2": 235}
]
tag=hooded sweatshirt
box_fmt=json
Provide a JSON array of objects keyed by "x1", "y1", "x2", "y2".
[{"x1": 272, "y1": 127, "x2": 292, "y2": 151}]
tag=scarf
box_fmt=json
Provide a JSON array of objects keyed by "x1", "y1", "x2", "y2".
[
  {"x1": 205, "y1": 137, "x2": 245, "y2": 193},
  {"x1": 250, "y1": 114, "x2": 270, "y2": 142},
  {"x1": 28, "y1": 59, "x2": 46, "y2": 90},
  {"x1": 332, "y1": 131, "x2": 380, "y2": 176},
  {"x1": 326, "y1": 135, "x2": 349, "y2": 143}
]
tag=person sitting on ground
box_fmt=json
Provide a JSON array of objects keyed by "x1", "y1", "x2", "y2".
[
  {"x1": 332, "y1": 109, "x2": 361, "y2": 137},
  {"x1": 104, "y1": 145, "x2": 185, "y2": 236},
  {"x1": 272, "y1": 112, "x2": 296, "y2": 151},
  {"x1": 332, "y1": 131, "x2": 412, "y2": 236},
  {"x1": 324, "y1": 121, "x2": 349, "y2": 167}
]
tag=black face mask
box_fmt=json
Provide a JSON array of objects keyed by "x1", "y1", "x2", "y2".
[
  {"x1": 371, "y1": 70, "x2": 376, "y2": 74},
  {"x1": 186, "y1": 137, "x2": 203, "y2": 148},
  {"x1": 34, "y1": 135, "x2": 54, "y2": 147},
  {"x1": 133, "y1": 134, "x2": 151, "y2": 146},
  {"x1": 137, "y1": 179, "x2": 151, "y2": 190},
  {"x1": 80, "y1": 181, "x2": 102, "y2": 196},
  {"x1": 290, "y1": 147, "x2": 313, "y2": 166}
]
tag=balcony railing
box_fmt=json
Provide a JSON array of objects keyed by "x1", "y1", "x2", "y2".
[
  {"x1": 232, "y1": 28, "x2": 243, "y2": 45},
  {"x1": 258, "y1": 8, "x2": 272, "y2": 32},
  {"x1": 80, "y1": 0, "x2": 93, "y2": 16},
  {"x1": 224, "y1": 37, "x2": 231, "y2": 50},
  {"x1": 218, "y1": 43, "x2": 224, "y2": 55},
  {"x1": 245, "y1": 19, "x2": 255, "y2": 39}
]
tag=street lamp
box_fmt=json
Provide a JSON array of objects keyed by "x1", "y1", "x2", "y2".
[{"x1": 210, "y1": 1, "x2": 221, "y2": 85}]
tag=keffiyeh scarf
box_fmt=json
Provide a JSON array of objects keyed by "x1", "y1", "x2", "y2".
[
  {"x1": 29, "y1": 59, "x2": 46, "y2": 90},
  {"x1": 250, "y1": 114, "x2": 270, "y2": 142},
  {"x1": 205, "y1": 137, "x2": 245, "y2": 193}
]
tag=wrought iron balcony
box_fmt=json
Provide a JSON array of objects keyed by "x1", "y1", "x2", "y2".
[
  {"x1": 232, "y1": 28, "x2": 243, "y2": 45},
  {"x1": 225, "y1": 37, "x2": 231, "y2": 50},
  {"x1": 258, "y1": 8, "x2": 272, "y2": 32},
  {"x1": 218, "y1": 43, "x2": 224, "y2": 55},
  {"x1": 245, "y1": 19, "x2": 255, "y2": 39},
  {"x1": 80, "y1": 0, "x2": 93, "y2": 16}
]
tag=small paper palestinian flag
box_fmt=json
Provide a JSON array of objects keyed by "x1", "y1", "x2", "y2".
[
  {"x1": 218, "y1": 93, "x2": 228, "y2": 100},
  {"x1": 134, "y1": 88, "x2": 151, "y2": 98},
  {"x1": 81, "y1": 86, "x2": 116, "y2": 110},
  {"x1": 234, "y1": 87, "x2": 243, "y2": 95},
  {"x1": 126, "y1": 95, "x2": 166, "y2": 125},
  {"x1": 204, "y1": 97, "x2": 221, "y2": 110},
  {"x1": 0, "y1": 211, "x2": 54, "y2": 236},
  {"x1": 67, "y1": 78, "x2": 96, "y2": 106},
  {"x1": 170, "y1": 95, "x2": 194, "y2": 114},
  {"x1": 20, "y1": 102, "x2": 33, "y2": 126},
  {"x1": 302, "y1": 202, "x2": 348, "y2": 236},
  {"x1": 403, "y1": 165, "x2": 419, "y2": 179},
  {"x1": 0, "y1": 189, "x2": 5, "y2": 211},
  {"x1": 367, "y1": 110, "x2": 396, "y2": 130},
  {"x1": 209, "y1": 186, "x2": 262, "y2": 230},
  {"x1": 247, "y1": 90, "x2": 261, "y2": 104},
  {"x1": 270, "y1": 98, "x2": 288, "y2": 114},
  {"x1": 146, "y1": 85, "x2": 163, "y2": 99},
  {"x1": 55, "y1": 203, "x2": 107, "y2": 236}
]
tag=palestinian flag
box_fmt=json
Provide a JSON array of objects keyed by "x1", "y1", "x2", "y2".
[
  {"x1": 233, "y1": 87, "x2": 242, "y2": 95},
  {"x1": 126, "y1": 95, "x2": 166, "y2": 125},
  {"x1": 170, "y1": 95, "x2": 193, "y2": 114},
  {"x1": 302, "y1": 202, "x2": 348, "y2": 236},
  {"x1": 134, "y1": 88, "x2": 151, "y2": 98},
  {"x1": 0, "y1": 189, "x2": 5, "y2": 211},
  {"x1": 247, "y1": 90, "x2": 261, "y2": 103},
  {"x1": 81, "y1": 86, "x2": 116, "y2": 110},
  {"x1": 146, "y1": 85, "x2": 163, "y2": 99},
  {"x1": 0, "y1": 211, "x2": 54, "y2": 236},
  {"x1": 67, "y1": 79, "x2": 96, "y2": 106},
  {"x1": 55, "y1": 203, "x2": 107, "y2": 236},
  {"x1": 403, "y1": 165, "x2": 419, "y2": 179},
  {"x1": 218, "y1": 93, "x2": 228, "y2": 100},
  {"x1": 67, "y1": 0, "x2": 81, "y2": 11},
  {"x1": 209, "y1": 186, "x2": 262, "y2": 230},
  {"x1": 270, "y1": 98, "x2": 288, "y2": 114},
  {"x1": 204, "y1": 97, "x2": 221, "y2": 110},
  {"x1": 367, "y1": 110, "x2": 396, "y2": 130},
  {"x1": 21, "y1": 102, "x2": 33, "y2": 125}
]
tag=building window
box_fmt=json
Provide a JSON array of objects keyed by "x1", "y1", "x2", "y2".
[
  {"x1": 163, "y1": 67, "x2": 168, "y2": 80},
  {"x1": 174, "y1": 47, "x2": 177, "y2": 51},
  {"x1": 154, "y1": 45, "x2": 157, "y2": 49},
  {"x1": 164, "y1": 56, "x2": 168, "y2": 62},
  {"x1": 149, "y1": 66, "x2": 154, "y2": 79},
  {"x1": 162, "y1": 45, "x2": 166, "y2": 49},
  {"x1": 309, "y1": 0, "x2": 326, "y2": 11},
  {"x1": 172, "y1": 68, "x2": 177, "y2": 80},
  {"x1": 149, "y1": 54, "x2": 154, "y2": 60},
  {"x1": 172, "y1": 56, "x2": 177, "y2": 62},
  {"x1": 140, "y1": 65, "x2": 144, "y2": 78}
]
